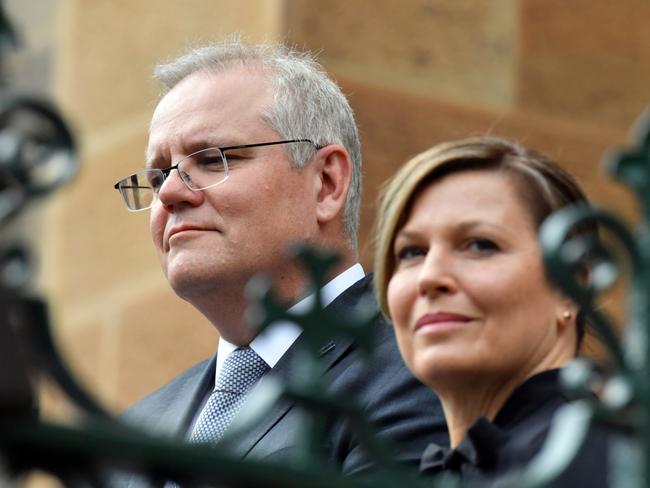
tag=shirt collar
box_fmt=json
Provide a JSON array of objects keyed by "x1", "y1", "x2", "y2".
[
  {"x1": 421, "y1": 369, "x2": 566, "y2": 474},
  {"x1": 421, "y1": 417, "x2": 506, "y2": 474},
  {"x1": 215, "y1": 263, "x2": 365, "y2": 385},
  {"x1": 492, "y1": 369, "x2": 566, "y2": 428}
]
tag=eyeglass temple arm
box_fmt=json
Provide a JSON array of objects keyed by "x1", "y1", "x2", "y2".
[{"x1": 219, "y1": 139, "x2": 321, "y2": 152}]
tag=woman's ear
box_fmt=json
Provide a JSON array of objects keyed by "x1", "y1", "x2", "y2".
[
  {"x1": 313, "y1": 144, "x2": 352, "y2": 225},
  {"x1": 555, "y1": 297, "x2": 579, "y2": 333}
]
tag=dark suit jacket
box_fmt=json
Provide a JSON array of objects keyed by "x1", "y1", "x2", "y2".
[{"x1": 118, "y1": 274, "x2": 447, "y2": 485}]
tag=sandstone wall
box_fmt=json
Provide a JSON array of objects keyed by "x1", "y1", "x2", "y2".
[{"x1": 16, "y1": 0, "x2": 647, "y2": 418}]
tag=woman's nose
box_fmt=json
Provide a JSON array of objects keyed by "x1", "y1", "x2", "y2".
[{"x1": 417, "y1": 250, "x2": 457, "y2": 297}]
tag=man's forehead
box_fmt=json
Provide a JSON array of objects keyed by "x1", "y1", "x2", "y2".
[
  {"x1": 145, "y1": 67, "x2": 277, "y2": 165},
  {"x1": 157, "y1": 63, "x2": 271, "y2": 105},
  {"x1": 150, "y1": 65, "x2": 273, "y2": 127}
]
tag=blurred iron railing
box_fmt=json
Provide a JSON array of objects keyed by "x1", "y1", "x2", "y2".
[{"x1": 1, "y1": 2, "x2": 649, "y2": 486}]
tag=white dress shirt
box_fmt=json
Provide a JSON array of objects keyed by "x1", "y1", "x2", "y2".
[{"x1": 214, "y1": 263, "x2": 365, "y2": 388}]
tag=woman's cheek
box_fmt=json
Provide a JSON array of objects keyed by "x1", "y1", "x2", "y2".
[{"x1": 387, "y1": 272, "x2": 416, "y2": 361}]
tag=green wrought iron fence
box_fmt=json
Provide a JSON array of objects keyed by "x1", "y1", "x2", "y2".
[{"x1": 1, "y1": 3, "x2": 650, "y2": 486}]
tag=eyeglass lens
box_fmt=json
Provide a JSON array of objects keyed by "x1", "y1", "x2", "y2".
[{"x1": 117, "y1": 147, "x2": 228, "y2": 211}]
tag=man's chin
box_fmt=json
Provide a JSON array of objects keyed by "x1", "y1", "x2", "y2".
[
  {"x1": 165, "y1": 265, "x2": 217, "y2": 298},
  {"x1": 165, "y1": 264, "x2": 245, "y2": 302}
]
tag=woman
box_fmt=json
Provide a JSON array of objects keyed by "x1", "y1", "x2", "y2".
[{"x1": 374, "y1": 137, "x2": 609, "y2": 485}]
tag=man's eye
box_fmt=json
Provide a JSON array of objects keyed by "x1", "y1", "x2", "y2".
[
  {"x1": 222, "y1": 152, "x2": 247, "y2": 164},
  {"x1": 148, "y1": 174, "x2": 164, "y2": 190},
  {"x1": 396, "y1": 245, "x2": 426, "y2": 261},
  {"x1": 466, "y1": 238, "x2": 499, "y2": 254},
  {"x1": 196, "y1": 155, "x2": 226, "y2": 171}
]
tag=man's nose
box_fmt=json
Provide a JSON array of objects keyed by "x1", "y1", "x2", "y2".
[{"x1": 157, "y1": 169, "x2": 203, "y2": 208}]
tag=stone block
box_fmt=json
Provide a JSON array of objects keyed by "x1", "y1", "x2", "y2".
[
  {"x1": 55, "y1": 0, "x2": 285, "y2": 133},
  {"x1": 42, "y1": 125, "x2": 157, "y2": 311},
  {"x1": 51, "y1": 316, "x2": 112, "y2": 409},
  {"x1": 35, "y1": 0, "x2": 645, "y2": 416},
  {"x1": 519, "y1": 0, "x2": 650, "y2": 131},
  {"x1": 113, "y1": 284, "x2": 216, "y2": 408},
  {"x1": 286, "y1": 0, "x2": 518, "y2": 110},
  {"x1": 337, "y1": 77, "x2": 637, "y2": 290}
]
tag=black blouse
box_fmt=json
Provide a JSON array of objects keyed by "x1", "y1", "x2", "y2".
[{"x1": 421, "y1": 369, "x2": 613, "y2": 487}]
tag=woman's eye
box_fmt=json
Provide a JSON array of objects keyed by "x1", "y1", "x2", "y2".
[
  {"x1": 396, "y1": 245, "x2": 426, "y2": 261},
  {"x1": 465, "y1": 238, "x2": 499, "y2": 254}
]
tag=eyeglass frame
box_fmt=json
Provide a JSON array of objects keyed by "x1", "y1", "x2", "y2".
[{"x1": 114, "y1": 139, "x2": 321, "y2": 211}]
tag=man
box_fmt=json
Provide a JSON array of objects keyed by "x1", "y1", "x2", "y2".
[{"x1": 113, "y1": 40, "x2": 446, "y2": 482}]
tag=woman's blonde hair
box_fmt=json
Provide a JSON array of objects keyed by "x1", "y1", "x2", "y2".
[{"x1": 373, "y1": 136, "x2": 595, "y2": 345}]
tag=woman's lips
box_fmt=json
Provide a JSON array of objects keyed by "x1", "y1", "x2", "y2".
[{"x1": 414, "y1": 312, "x2": 474, "y2": 332}]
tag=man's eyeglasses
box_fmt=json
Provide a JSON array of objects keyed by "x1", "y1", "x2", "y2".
[{"x1": 114, "y1": 139, "x2": 318, "y2": 211}]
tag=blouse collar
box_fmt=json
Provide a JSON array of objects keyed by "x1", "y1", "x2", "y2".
[{"x1": 421, "y1": 369, "x2": 568, "y2": 473}]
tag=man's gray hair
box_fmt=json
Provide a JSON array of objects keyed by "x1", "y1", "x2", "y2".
[{"x1": 153, "y1": 40, "x2": 362, "y2": 250}]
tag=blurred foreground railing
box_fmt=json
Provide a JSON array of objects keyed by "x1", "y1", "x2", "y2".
[{"x1": 2, "y1": 2, "x2": 650, "y2": 486}]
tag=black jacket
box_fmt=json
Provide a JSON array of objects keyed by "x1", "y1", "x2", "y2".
[
  {"x1": 421, "y1": 369, "x2": 613, "y2": 487},
  {"x1": 117, "y1": 274, "x2": 448, "y2": 486}
]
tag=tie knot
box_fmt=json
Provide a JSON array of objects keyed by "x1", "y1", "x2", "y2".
[{"x1": 217, "y1": 346, "x2": 269, "y2": 394}]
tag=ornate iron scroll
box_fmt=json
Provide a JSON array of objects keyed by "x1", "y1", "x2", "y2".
[
  {"x1": 0, "y1": 244, "x2": 432, "y2": 488},
  {"x1": 529, "y1": 108, "x2": 650, "y2": 488},
  {"x1": 2, "y1": 2, "x2": 650, "y2": 486},
  {"x1": 239, "y1": 245, "x2": 428, "y2": 486}
]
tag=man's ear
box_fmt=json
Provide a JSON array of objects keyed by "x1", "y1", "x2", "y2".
[{"x1": 313, "y1": 144, "x2": 352, "y2": 225}]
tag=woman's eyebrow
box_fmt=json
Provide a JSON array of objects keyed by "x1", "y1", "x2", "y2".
[
  {"x1": 394, "y1": 228, "x2": 418, "y2": 240},
  {"x1": 396, "y1": 220, "x2": 513, "y2": 240}
]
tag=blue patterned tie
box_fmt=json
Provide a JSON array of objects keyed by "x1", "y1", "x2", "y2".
[{"x1": 189, "y1": 346, "x2": 270, "y2": 443}]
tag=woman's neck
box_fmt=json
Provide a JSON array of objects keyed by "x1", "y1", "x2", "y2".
[
  {"x1": 437, "y1": 349, "x2": 573, "y2": 448},
  {"x1": 438, "y1": 374, "x2": 523, "y2": 448}
]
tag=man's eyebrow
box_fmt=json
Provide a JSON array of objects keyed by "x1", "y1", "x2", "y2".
[
  {"x1": 143, "y1": 138, "x2": 240, "y2": 169},
  {"x1": 144, "y1": 151, "x2": 156, "y2": 169},
  {"x1": 145, "y1": 150, "x2": 166, "y2": 170},
  {"x1": 144, "y1": 148, "x2": 152, "y2": 168}
]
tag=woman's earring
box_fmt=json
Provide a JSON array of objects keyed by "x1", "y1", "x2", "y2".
[{"x1": 562, "y1": 311, "x2": 573, "y2": 321}]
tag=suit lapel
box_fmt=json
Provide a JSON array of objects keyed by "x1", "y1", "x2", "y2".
[
  {"x1": 159, "y1": 355, "x2": 216, "y2": 437},
  {"x1": 224, "y1": 331, "x2": 354, "y2": 459},
  {"x1": 223, "y1": 274, "x2": 372, "y2": 458},
  {"x1": 124, "y1": 356, "x2": 216, "y2": 488}
]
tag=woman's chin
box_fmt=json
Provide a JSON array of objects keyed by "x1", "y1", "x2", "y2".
[{"x1": 410, "y1": 349, "x2": 494, "y2": 391}]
